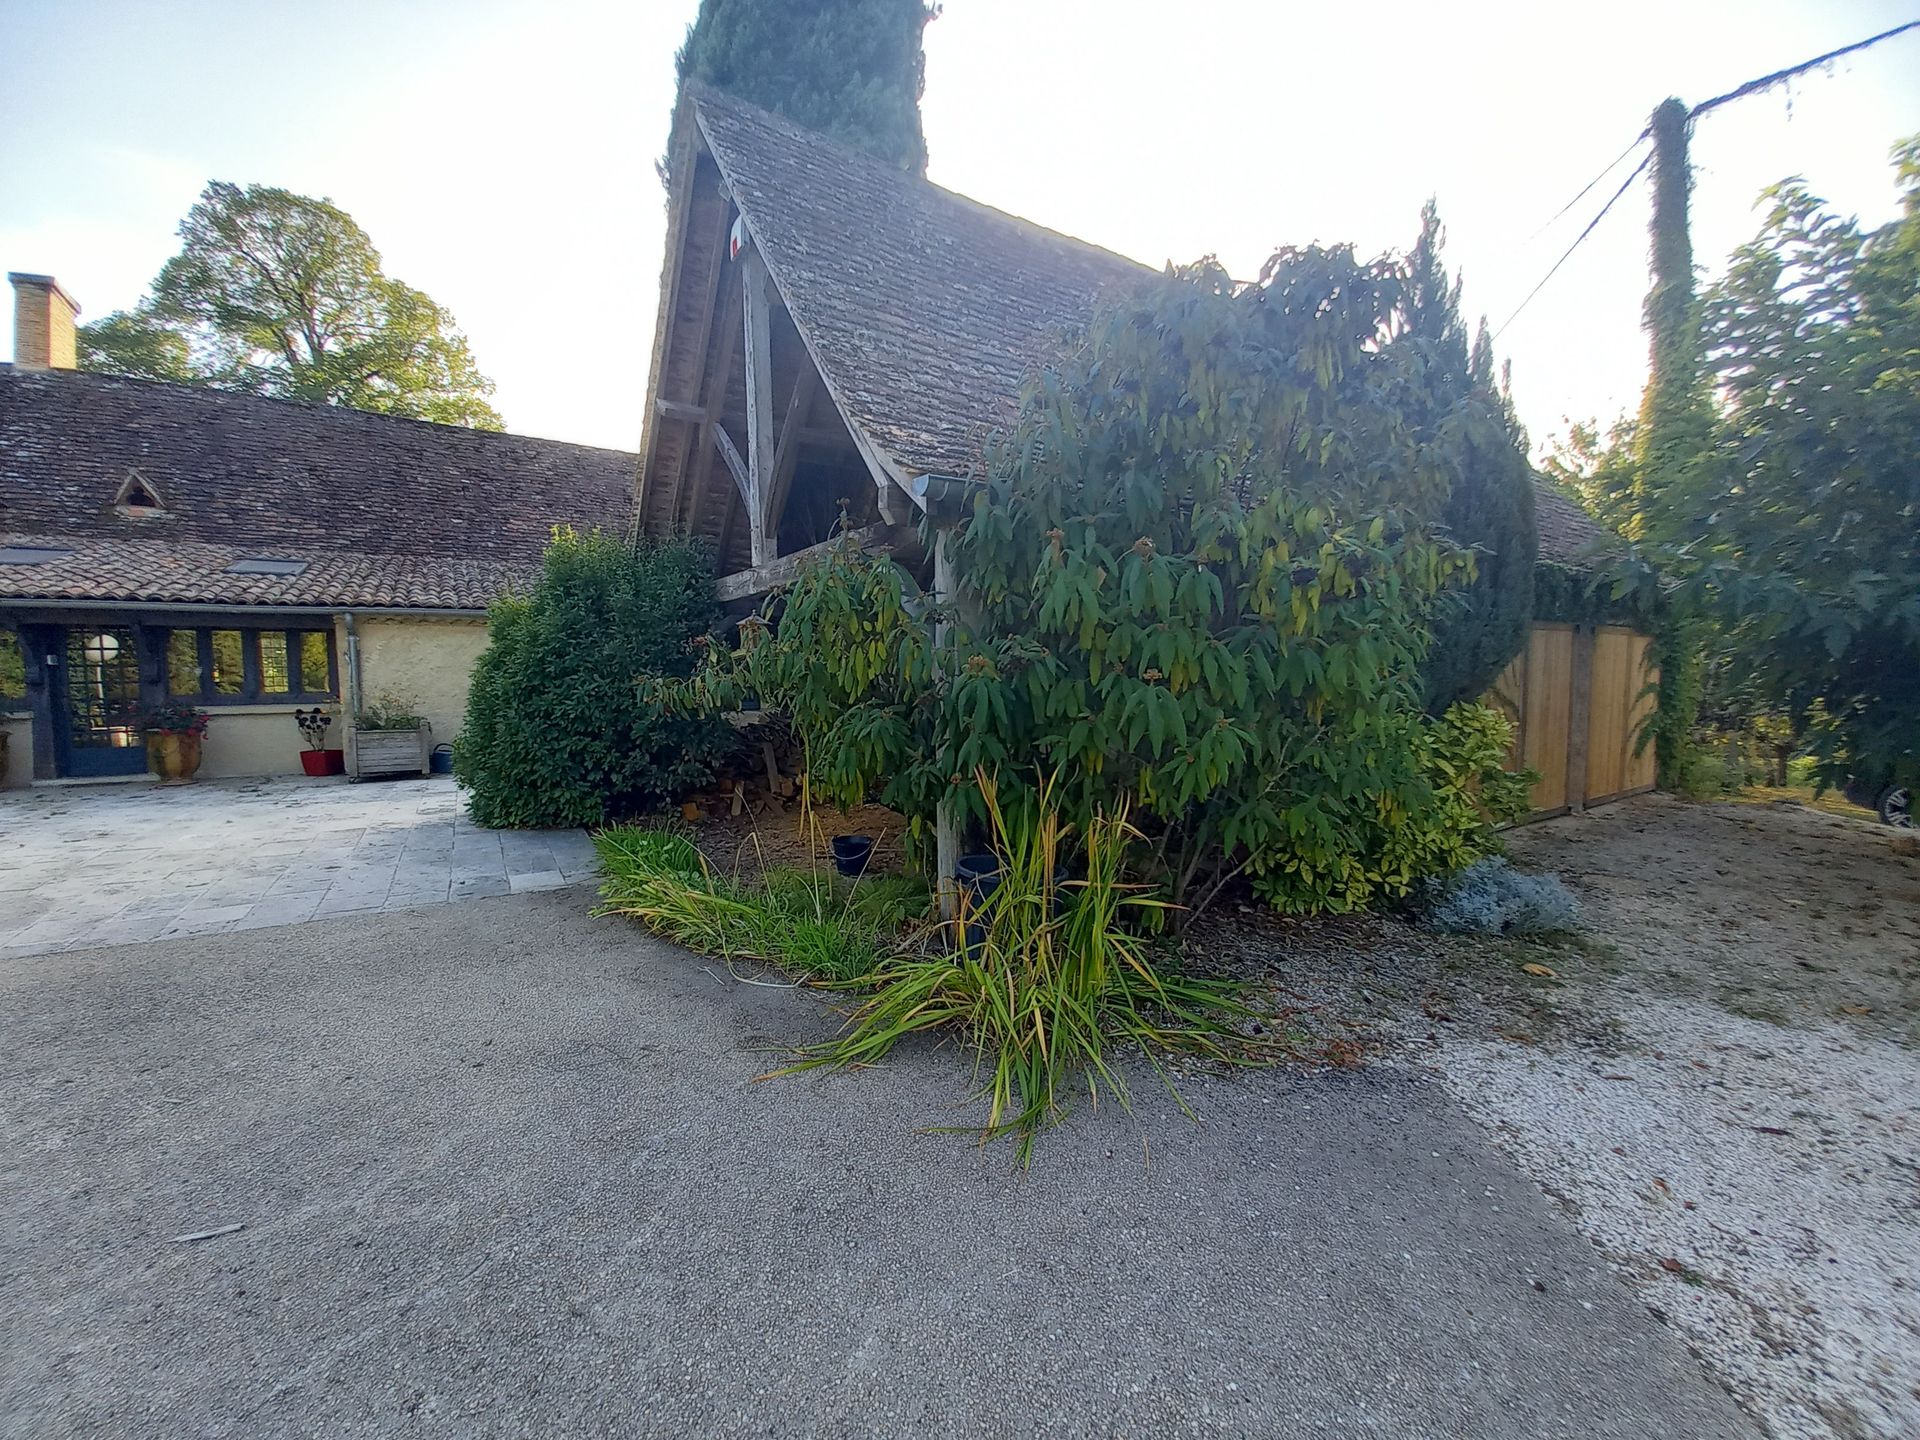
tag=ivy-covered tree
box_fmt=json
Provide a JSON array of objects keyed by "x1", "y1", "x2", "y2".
[
  {"x1": 673, "y1": 0, "x2": 936, "y2": 174},
  {"x1": 79, "y1": 182, "x2": 502, "y2": 429},
  {"x1": 1401, "y1": 201, "x2": 1537, "y2": 712}
]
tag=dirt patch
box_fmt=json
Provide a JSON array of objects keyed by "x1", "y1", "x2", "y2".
[{"x1": 684, "y1": 800, "x2": 913, "y2": 885}]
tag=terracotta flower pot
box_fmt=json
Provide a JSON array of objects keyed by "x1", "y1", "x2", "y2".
[
  {"x1": 300, "y1": 748, "x2": 346, "y2": 777},
  {"x1": 146, "y1": 732, "x2": 203, "y2": 782}
]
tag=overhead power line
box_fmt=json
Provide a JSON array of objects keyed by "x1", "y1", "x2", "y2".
[
  {"x1": 1530, "y1": 131, "x2": 1653, "y2": 241},
  {"x1": 1690, "y1": 18, "x2": 1920, "y2": 119},
  {"x1": 1492, "y1": 17, "x2": 1920, "y2": 339},
  {"x1": 1494, "y1": 149, "x2": 1652, "y2": 340}
]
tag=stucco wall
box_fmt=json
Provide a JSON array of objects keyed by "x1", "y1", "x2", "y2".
[
  {"x1": 349, "y1": 616, "x2": 488, "y2": 756},
  {"x1": 197, "y1": 706, "x2": 315, "y2": 779},
  {"x1": 1, "y1": 714, "x2": 31, "y2": 788}
]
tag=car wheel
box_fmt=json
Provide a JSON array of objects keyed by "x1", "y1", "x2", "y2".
[{"x1": 1880, "y1": 784, "x2": 1912, "y2": 828}]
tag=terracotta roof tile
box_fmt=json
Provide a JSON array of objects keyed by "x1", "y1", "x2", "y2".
[{"x1": 0, "y1": 369, "x2": 636, "y2": 609}]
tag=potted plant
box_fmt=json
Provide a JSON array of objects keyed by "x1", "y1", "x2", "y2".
[
  {"x1": 140, "y1": 701, "x2": 208, "y2": 782},
  {"x1": 351, "y1": 694, "x2": 432, "y2": 779},
  {"x1": 294, "y1": 707, "x2": 345, "y2": 776}
]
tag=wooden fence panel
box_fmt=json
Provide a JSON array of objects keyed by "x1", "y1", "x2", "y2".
[
  {"x1": 1487, "y1": 623, "x2": 1574, "y2": 814},
  {"x1": 1487, "y1": 621, "x2": 1657, "y2": 819},
  {"x1": 1624, "y1": 631, "x2": 1659, "y2": 793},
  {"x1": 1585, "y1": 625, "x2": 1658, "y2": 804}
]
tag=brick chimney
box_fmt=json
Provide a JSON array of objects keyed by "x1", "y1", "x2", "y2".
[{"x1": 9, "y1": 272, "x2": 80, "y2": 370}]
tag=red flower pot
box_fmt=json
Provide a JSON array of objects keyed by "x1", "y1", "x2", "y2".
[{"x1": 300, "y1": 749, "x2": 346, "y2": 777}]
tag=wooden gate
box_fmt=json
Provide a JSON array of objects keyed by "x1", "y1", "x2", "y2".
[{"x1": 1486, "y1": 623, "x2": 1657, "y2": 818}]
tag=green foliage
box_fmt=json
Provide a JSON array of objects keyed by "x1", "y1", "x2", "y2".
[
  {"x1": 778, "y1": 774, "x2": 1272, "y2": 1164},
  {"x1": 673, "y1": 0, "x2": 935, "y2": 174},
  {"x1": 1248, "y1": 701, "x2": 1533, "y2": 913},
  {"x1": 665, "y1": 543, "x2": 939, "y2": 847},
  {"x1": 1570, "y1": 135, "x2": 1920, "y2": 795},
  {"x1": 1402, "y1": 202, "x2": 1537, "y2": 711},
  {"x1": 137, "y1": 701, "x2": 208, "y2": 737},
  {"x1": 456, "y1": 530, "x2": 730, "y2": 828},
  {"x1": 355, "y1": 693, "x2": 425, "y2": 731},
  {"x1": 80, "y1": 181, "x2": 502, "y2": 428},
  {"x1": 593, "y1": 825, "x2": 929, "y2": 983},
  {"x1": 0, "y1": 629, "x2": 25, "y2": 703},
  {"x1": 678, "y1": 256, "x2": 1537, "y2": 914},
  {"x1": 74, "y1": 310, "x2": 193, "y2": 383},
  {"x1": 1682, "y1": 137, "x2": 1920, "y2": 794}
]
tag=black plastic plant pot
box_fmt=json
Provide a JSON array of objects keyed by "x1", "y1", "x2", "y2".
[
  {"x1": 954, "y1": 852, "x2": 1002, "y2": 898},
  {"x1": 830, "y1": 834, "x2": 874, "y2": 877}
]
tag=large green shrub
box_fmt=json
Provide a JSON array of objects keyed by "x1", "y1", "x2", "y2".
[
  {"x1": 1401, "y1": 202, "x2": 1537, "y2": 712},
  {"x1": 675, "y1": 254, "x2": 1534, "y2": 914},
  {"x1": 456, "y1": 530, "x2": 731, "y2": 828}
]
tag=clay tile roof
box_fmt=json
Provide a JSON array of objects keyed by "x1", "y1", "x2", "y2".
[
  {"x1": 0, "y1": 369, "x2": 637, "y2": 609},
  {"x1": 690, "y1": 84, "x2": 1149, "y2": 480},
  {"x1": 1531, "y1": 478, "x2": 1614, "y2": 567},
  {"x1": 686, "y1": 87, "x2": 1614, "y2": 569}
]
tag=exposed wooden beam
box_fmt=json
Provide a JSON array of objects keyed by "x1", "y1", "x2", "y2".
[
  {"x1": 742, "y1": 248, "x2": 777, "y2": 567},
  {"x1": 713, "y1": 523, "x2": 919, "y2": 603},
  {"x1": 765, "y1": 362, "x2": 821, "y2": 548},
  {"x1": 932, "y1": 524, "x2": 959, "y2": 921},
  {"x1": 680, "y1": 258, "x2": 744, "y2": 535},
  {"x1": 654, "y1": 397, "x2": 707, "y2": 424},
  {"x1": 711, "y1": 424, "x2": 751, "y2": 508}
]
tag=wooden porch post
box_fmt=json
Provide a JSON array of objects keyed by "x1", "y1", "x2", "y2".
[
  {"x1": 932, "y1": 526, "x2": 959, "y2": 920},
  {"x1": 741, "y1": 247, "x2": 776, "y2": 568}
]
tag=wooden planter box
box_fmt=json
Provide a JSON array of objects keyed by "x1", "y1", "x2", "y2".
[{"x1": 351, "y1": 725, "x2": 432, "y2": 779}]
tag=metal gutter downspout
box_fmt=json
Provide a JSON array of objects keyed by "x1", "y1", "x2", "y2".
[{"x1": 340, "y1": 612, "x2": 363, "y2": 717}]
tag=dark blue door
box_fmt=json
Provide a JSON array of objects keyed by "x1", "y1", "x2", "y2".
[{"x1": 54, "y1": 626, "x2": 147, "y2": 777}]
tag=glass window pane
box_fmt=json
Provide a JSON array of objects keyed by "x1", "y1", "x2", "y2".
[
  {"x1": 259, "y1": 632, "x2": 290, "y2": 694},
  {"x1": 210, "y1": 630, "x2": 244, "y2": 695},
  {"x1": 299, "y1": 631, "x2": 331, "y2": 694},
  {"x1": 167, "y1": 630, "x2": 202, "y2": 696},
  {"x1": 0, "y1": 631, "x2": 24, "y2": 703}
]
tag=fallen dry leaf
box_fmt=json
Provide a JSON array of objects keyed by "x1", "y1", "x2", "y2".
[{"x1": 1520, "y1": 963, "x2": 1557, "y2": 978}]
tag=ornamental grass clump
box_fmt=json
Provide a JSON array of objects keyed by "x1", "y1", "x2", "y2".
[
  {"x1": 593, "y1": 827, "x2": 927, "y2": 984},
  {"x1": 780, "y1": 773, "x2": 1276, "y2": 1164}
]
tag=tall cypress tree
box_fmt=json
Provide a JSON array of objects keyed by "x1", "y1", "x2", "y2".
[
  {"x1": 1404, "y1": 201, "x2": 1538, "y2": 712},
  {"x1": 673, "y1": 0, "x2": 936, "y2": 174}
]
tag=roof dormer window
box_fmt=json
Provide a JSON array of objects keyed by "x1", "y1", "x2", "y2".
[{"x1": 113, "y1": 467, "x2": 167, "y2": 515}]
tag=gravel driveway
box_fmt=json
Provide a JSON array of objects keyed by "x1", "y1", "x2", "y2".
[
  {"x1": 1448, "y1": 798, "x2": 1920, "y2": 1440},
  {"x1": 0, "y1": 890, "x2": 1748, "y2": 1438}
]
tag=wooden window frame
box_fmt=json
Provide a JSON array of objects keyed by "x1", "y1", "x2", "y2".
[{"x1": 165, "y1": 626, "x2": 339, "y2": 706}]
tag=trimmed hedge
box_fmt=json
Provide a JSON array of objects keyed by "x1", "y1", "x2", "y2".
[{"x1": 455, "y1": 529, "x2": 732, "y2": 828}]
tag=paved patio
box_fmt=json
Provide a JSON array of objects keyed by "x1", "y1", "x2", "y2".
[{"x1": 0, "y1": 776, "x2": 596, "y2": 958}]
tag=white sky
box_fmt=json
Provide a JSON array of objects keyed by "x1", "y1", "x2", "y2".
[{"x1": 3, "y1": 1, "x2": 1917, "y2": 455}]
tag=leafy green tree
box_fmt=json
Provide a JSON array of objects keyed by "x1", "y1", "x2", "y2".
[
  {"x1": 673, "y1": 0, "x2": 936, "y2": 174},
  {"x1": 1401, "y1": 201, "x2": 1536, "y2": 712},
  {"x1": 678, "y1": 255, "x2": 1532, "y2": 915},
  {"x1": 456, "y1": 530, "x2": 734, "y2": 828},
  {"x1": 79, "y1": 182, "x2": 502, "y2": 428},
  {"x1": 74, "y1": 310, "x2": 193, "y2": 383},
  {"x1": 1683, "y1": 137, "x2": 1920, "y2": 794}
]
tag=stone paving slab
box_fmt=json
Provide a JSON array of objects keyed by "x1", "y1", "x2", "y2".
[{"x1": 0, "y1": 776, "x2": 596, "y2": 957}]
